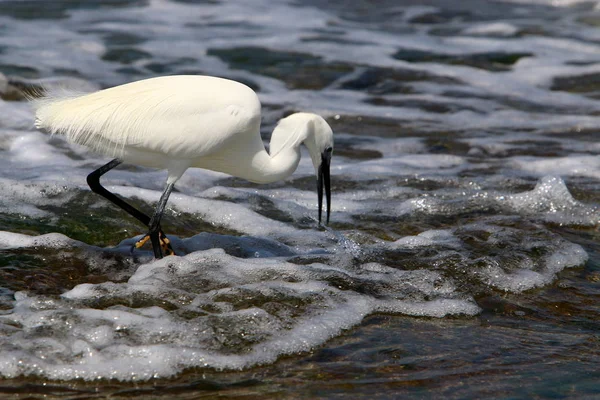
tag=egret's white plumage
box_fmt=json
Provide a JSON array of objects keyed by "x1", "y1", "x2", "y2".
[{"x1": 32, "y1": 75, "x2": 334, "y2": 258}]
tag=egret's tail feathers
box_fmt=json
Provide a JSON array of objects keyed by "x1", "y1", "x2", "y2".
[
  {"x1": 31, "y1": 87, "x2": 90, "y2": 132},
  {"x1": 31, "y1": 86, "x2": 127, "y2": 157}
]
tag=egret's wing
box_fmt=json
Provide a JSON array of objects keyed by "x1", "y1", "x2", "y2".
[
  {"x1": 125, "y1": 103, "x2": 259, "y2": 159},
  {"x1": 33, "y1": 76, "x2": 261, "y2": 159}
]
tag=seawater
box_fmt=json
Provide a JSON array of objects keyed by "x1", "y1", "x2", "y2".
[{"x1": 0, "y1": 0, "x2": 599, "y2": 398}]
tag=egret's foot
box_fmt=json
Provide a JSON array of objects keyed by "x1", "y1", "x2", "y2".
[
  {"x1": 159, "y1": 232, "x2": 174, "y2": 256},
  {"x1": 134, "y1": 231, "x2": 174, "y2": 256}
]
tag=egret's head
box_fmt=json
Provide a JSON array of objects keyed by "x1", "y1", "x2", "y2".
[
  {"x1": 271, "y1": 112, "x2": 333, "y2": 225},
  {"x1": 302, "y1": 114, "x2": 333, "y2": 226}
]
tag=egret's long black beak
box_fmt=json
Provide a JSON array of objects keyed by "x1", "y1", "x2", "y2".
[{"x1": 317, "y1": 150, "x2": 332, "y2": 225}]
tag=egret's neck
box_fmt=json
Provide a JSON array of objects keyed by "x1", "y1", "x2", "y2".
[
  {"x1": 195, "y1": 126, "x2": 302, "y2": 184},
  {"x1": 194, "y1": 114, "x2": 311, "y2": 184},
  {"x1": 241, "y1": 117, "x2": 310, "y2": 184},
  {"x1": 247, "y1": 145, "x2": 300, "y2": 184},
  {"x1": 249, "y1": 116, "x2": 313, "y2": 184}
]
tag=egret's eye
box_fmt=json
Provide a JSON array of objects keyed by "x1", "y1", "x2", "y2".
[{"x1": 325, "y1": 147, "x2": 333, "y2": 153}]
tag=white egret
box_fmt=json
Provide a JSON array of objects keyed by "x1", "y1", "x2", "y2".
[{"x1": 33, "y1": 75, "x2": 334, "y2": 259}]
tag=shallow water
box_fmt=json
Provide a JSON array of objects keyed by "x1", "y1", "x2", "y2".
[{"x1": 1, "y1": 0, "x2": 600, "y2": 398}]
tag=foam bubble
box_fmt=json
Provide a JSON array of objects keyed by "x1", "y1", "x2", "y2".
[
  {"x1": 512, "y1": 156, "x2": 600, "y2": 180},
  {"x1": 463, "y1": 22, "x2": 519, "y2": 37},
  {"x1": 340, "y1": 154, "x2": 467, "y2": 177},
  {"x1": 392, "y1": 229, "x2": 461, "y2": 248},
  {"x1": 0, "y1": 231, "x2": 73, "y2": 250},
  {"x1": 503, "y1": 176, "x2": 600, "y2": 226}
]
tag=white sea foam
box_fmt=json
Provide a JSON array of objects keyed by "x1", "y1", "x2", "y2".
[
  {"x1": 390, "y1": 219, "x2": 587, "y2": 292},
  {"x1": 0, "y1": 242, "x2": 479, "y2": 381}
]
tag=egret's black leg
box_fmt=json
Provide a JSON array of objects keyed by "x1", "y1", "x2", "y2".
[
  {"x1": 86, "y1": 158, "x2": 174, "y2": 256},
  {"x1": 147, "y1": 182, "x2": 175, "y2": 259},
  {"x1": 87, "y1": 159, "x2": 150, "y2": 225}
]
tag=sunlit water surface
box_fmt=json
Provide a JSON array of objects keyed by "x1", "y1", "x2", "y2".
[{"x1": 0, "y1": 0, "x2": 600, "y2": 398}]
